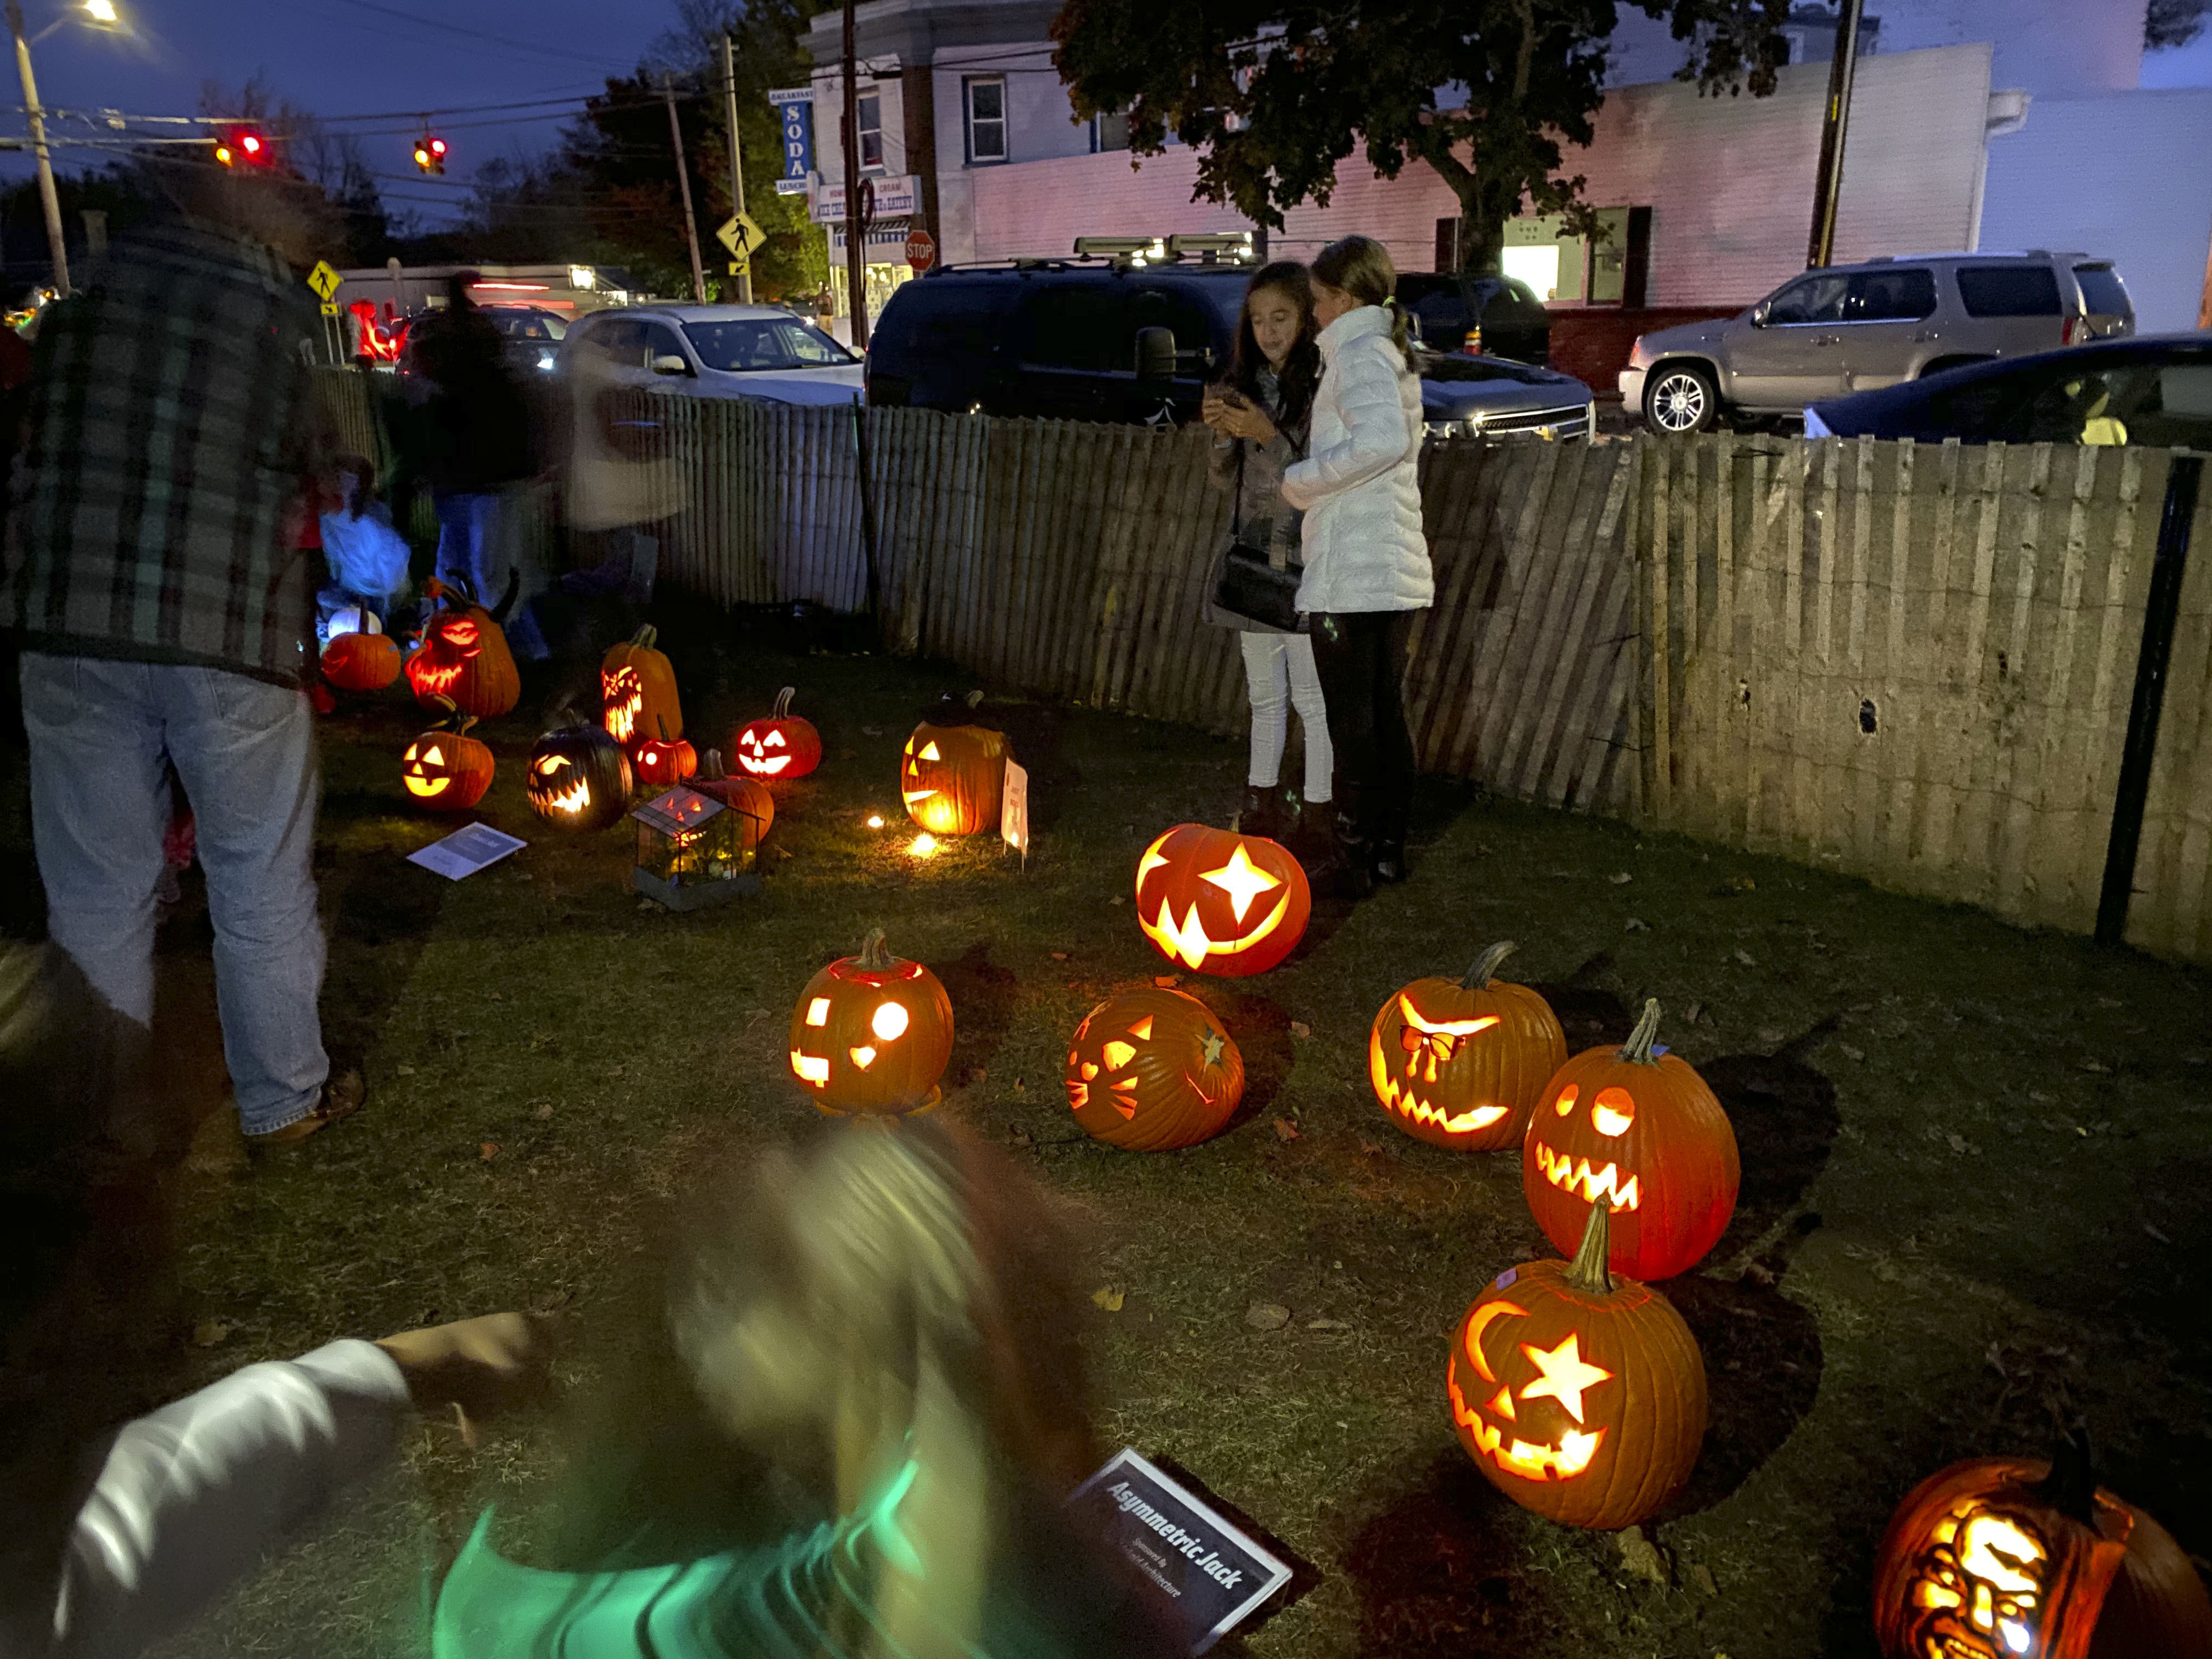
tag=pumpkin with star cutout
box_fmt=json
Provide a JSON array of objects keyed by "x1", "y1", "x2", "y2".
[
  {"x1": 600, "y1": 624, "x2": 682, "y2": 747},
  {"x1": 321, "y1": 613, "x2": 402, "y2": 692},
  {"x1": 788, "y1": 929, "x2": 954, "y2": 1115},
  {"x1": 1065, "y1": 985, "x2": 1244, "y2": 1151},
  {"x1": 1133, "y1": 823, "x2": 1310, "y2": 978},
  {"x1": 901, "y1": 693, "x2": 1009, "y2": 836},
  {"x1": 733, "y1": 686, "x2": 822, "y2": 780},
  {"x1": 399, "y1": 699, "x2": 493, "y2": 810},
  {"x1": 524, "y1": 720, "x2": 632, "y2": 832},
  {"x1": 1872, "y1": 1437, "x2": 2212, "y2": 1659},
  {"x1": 405, "y1": 579, "x2": 519, "y2": 717},
  {"x1": 1369, "y1": 941, "x2": 1567, "y2": 1151},
  {"x1": 1448, "y1": 1201, "x2": 1706, "y2": 1530},
  {"x1": 1522, "y1": 999, "x2": 1739, "y2": 1283}
]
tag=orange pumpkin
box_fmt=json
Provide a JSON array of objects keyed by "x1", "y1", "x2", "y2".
[
  {"x1": 321, "y1": 614, "x2": 401, "y2": 692},
  {"x1": 1065, "y1": 985, "x2": 1244, "y2": 1152},
  {"x1": 1522, "y1": 999, "x2": 1739, "y2": 1282},
  {"x1": 1369, "y1": 941, "x2": 1566, "y2": 1151},
  {"x1": 733, "y1": 686, "x2": 822, "y2": 780},
  {"x1": 601, "y1": 624, "x2": 682, "y2": 746},
  {"x1": 1133, "y1": 823, "x2": 1310, "y2": 978},
  {"x1": 1872, "y1": 1440, "x2": 2212, "y2": 1659},
  {"x1": 406, "y1": 579, "x2": 520, "y2": 718},
  {"x1": 787, "y1": 929, "x2": 954, "y2": 1116},
  {"x1": 1448, "y1": 1202, "x2": 1706, "y2": 1530},
  {"x1": 400, "y1": 699, "x2": 494, "y2": 811},
  {"x1": 692, "y1": 752, "x2": 775, "y2": 851},
  {"x1": 901, "y1": 693, "x2": 1009, "y2": 836},
  {"x1": 633, "y1": 717, "x2": 697, "y2": 788}
]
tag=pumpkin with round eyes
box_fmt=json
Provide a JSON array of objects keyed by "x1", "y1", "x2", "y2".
[
  {"x1": 524, "y1": 721, "x2": 633, "y2": 831},
  {"x1": 901, "y1": 693, "x2": 1009, "y2": 836},
  {"x1": 1369, "y1": 941, "x2": 1566, "y2": 1151},
  {"x1": 1872, "y1": 1437, "x2": 2212, "y2": 1659},
  {"x1": 321, "y1": 613, "x2": 402, "y2": 692},
  {"x1": 1065, "y1": 985, "x2": 1244, "y2": 1151},
  {"x1": 788, "y1": 928, "x2": 954, "y2": 1116},
  {"x1": 400, "y1": 698, "x2": 493, "y2": 810},
  {"x1": 1522, "y1": 999, "x2": 1739, "y2": 1282},
  {"x1": 405, "y1": 579, "x2": 519, "y2": 717},
  {"x1": 1448, "y1": 1201, "x2": 1705, "y2": 1529},
  {"x1": 632, "y1": 717, "x2": 698, "y2": 788},
  {"x1": 600, "y1": 625, "x2": 682, "y2": 747},
  {"x1": 1134, "y1": 823, "x2": 1310, "y2": 978},
  {"x1": 733, "y1": 687, "x2": 822, "y2": 780}
]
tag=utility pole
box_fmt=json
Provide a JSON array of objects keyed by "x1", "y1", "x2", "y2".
[
  {"x1": 721, "y1": 35, "x2": 753, "y2": 304},
  {"x1": 1805, "y1": 0, "x2": 1865, "y2": 270},
  {"x1": 6, "y1": 0, "x2": 69, "y2": 295},
  {"x1": 663, "y1": 76, "x2": 708, "y2": 303},
  {"x1": 840, "y1": 0, "x2": 868, "y2": 348}
]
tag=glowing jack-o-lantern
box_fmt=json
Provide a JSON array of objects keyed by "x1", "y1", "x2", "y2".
[
  {"x1": 691, "y1": 752, "x2": 775, "y2": 851},
  {"x1": 1522, "y1": 998, "x2": 1739, "y2": 1282},
  {"x1": 321, "y1": 613, "x2": 402, "y2": 692},
  {"x1": 1872, "y1": 1441, "x2": 2212, "y2": 1659},
  {"x1": 1133, "y1": 823, "x2": 1310, "y2": 978},
  {"x1": 1065, "y1": 985, "x2": 1244, "y2": 1151},
  {"x1": 1448, "y1": 1202, "x2": 1706, "y2": 1530},
  {"x1": 405, "y1": 579, "x2": 519, "y2": 718},
  {"x1": 787, "y1": 928, "x2": 954, "y2": 1115},
  {"x1": 1368, "y1": 941, "x2": 1566, "y2": 1151},
  {"x1": 400, "y1": 698, "x2": 493, "y2": 810},
  {"x1": 733, "y1": 686, "x2": 822, "y2": 780},
  {"x1": 600, "y1": 625, "x2": 682, "y2": 747},
  {"x1": 524, "y1": 721, "x2": 632, "y2": 832},
  {"x1": 901, "y1": 692, "x2": 1009, "y2": 836},
  {"x1": 632, "y1": 716, "x2": 697, "y2": 789}
]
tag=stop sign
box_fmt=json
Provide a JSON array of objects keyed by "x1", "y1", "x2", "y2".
[{"x1": 906, "y1": 228, "x2": 936, "y2": 272}]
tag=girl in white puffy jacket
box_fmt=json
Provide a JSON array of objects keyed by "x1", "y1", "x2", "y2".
[{"x1": 1280, "y1": 235, "x2": 1434, "y2": 894}]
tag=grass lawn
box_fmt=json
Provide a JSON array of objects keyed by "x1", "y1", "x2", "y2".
[{"x1": 9, "y1": 612, "x2": 2211, "y2": 1659}]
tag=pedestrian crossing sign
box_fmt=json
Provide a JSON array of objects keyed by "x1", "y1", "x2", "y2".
[{"x1": 307, "y1": 261, "x2": 342, "y2": 302}]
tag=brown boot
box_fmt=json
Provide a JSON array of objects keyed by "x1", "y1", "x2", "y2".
[
  {"x1": 1238, "y1": 783, "x2": 1287, "y2": 841},
  {"x1": 245, "y1": 1070, "x2": 365, "y2": 1150}
]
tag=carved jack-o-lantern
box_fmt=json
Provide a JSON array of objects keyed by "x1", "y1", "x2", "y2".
[
  {"x1": 405, "y1": 579, "x2": 520, "y2": 718},
  {"x1": 733, "y1": 687, "x2": 822, "y2": 780},
  {"x1": 525, "y1": 721, "x2": 633, "y2": 832},
  {"x1": 1872, "y1": 1440, "x2": 2212, "y2": 1659},
  {"x1": 1133, "y1": 823, "x2": 1310, "y2": 978},
  {"x1": 400, "y1": 698, "x2": 493, "y2": 810},
  {"x1": 1368, "y1": 941, "x2": 1567, "y2": 1151},
  {"x1": 1522, "y1": 999, "x2": 1739, "y2": 1283},
  {"x1": 1448, "y1": 1203, "x2": 1706, "y2": 1530},
  {"x1": 600, "y1": 625, "x2": 682, "y2": 747},
  {"x1": 787, "y1": 929, "x2": 954, "y2": 1115},
  {"x1": 901, "y1": 693, "x2": 1008, "y2": 836},
  {"x1": 321, "y1": 613, "x2": 402, "y2": 692},
  {"x1": 632, "y1": 716, "x2": 697, "y2": 789},
  {"x1": 1065, "y1": 985, "x2": 1244, "y2": 1152},
  {"x1": 691, "y1": 752, "x2": 775, "y2": 851}
]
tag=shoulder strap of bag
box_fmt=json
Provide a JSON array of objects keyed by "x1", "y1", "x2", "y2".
[{"x1": 1232, "y1": 441, "x2": 1244, "y2": 540}]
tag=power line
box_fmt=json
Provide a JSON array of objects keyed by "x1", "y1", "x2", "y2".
[{"x1": 310, "y1": 0, "x2": 633, "y2": 69}]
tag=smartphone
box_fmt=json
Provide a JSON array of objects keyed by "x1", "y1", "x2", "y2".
[{"x1": 1210, "y1": 385, "x2": 1248, "y2": 410}]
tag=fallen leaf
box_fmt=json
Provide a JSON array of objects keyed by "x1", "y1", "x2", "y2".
[
  {"x1": 1617, "y1": 1525, "x2": 1669, "y2": 1587},
  {"x1": 481, "y1": 1142, "x2": 500, "y2": 1161},
  {"x1": 1945, "y1": 1132, "x2": 1967, "y2": 1154},
  {"x1": 1624, "y1": 917, "x2": 1649, "y2": 933},
  {"x1": 1359, "y1": 1140, "x2": 1382, "y2": 1155},
  {"x1": 1839, "y1": 1043, "x2": 1866, "y2": 1062},
  {"x1": 1245, "y1": 1302, "x2": 1290, "y2": 1330},
  {"x1": 191, "y1": 1318, "x2": 231, "y2": 1348},
  {"x1": 2081, "y1": 1060, "x2": 2112, "y2": 1074},
  {"x1": 1290, "y1": 1020, "x2": 1312, "y2": 1040},
  {"x1": 1050, "y1": 951, "x2": 1070, "y2": 961},
  {"x1": 1306, "y1": 1317, "x2": 1351, "y2": 1331},
  {"x1": 1734, "y1": 949, "x2": 1758, "y2": 967},
  {"x1": 1110, "y1": 895, "x2": 1127, "y2": 906},
  {"x1": 605, "y1": 1064, "x2": 625, "y2": 1079},
  {"x1": 861, "y1": 725, "x2": 884, "y2": 736},
  {"x1": 1092, "y1": 1286, "x2": 1126, "y2": 1312},
  {"x1": 1273, "y1": 1118, "x2": 1301, "y2": 1142},
  {"x1": 1153, "y1": 975, "x2": 1181, "y2": 989},
  {"x1": 1607, "y1": 871, "x2": 1632, "y2": 885},
  {"x1": 1008, "y1": 1127, "x2": 1034, "y2": 1148},
  {"x1": 533, "y1": 1103, "x2": 555, "y2": 1120},
  {"x1": 1716, "y1": 874, "x2": 1756, "y2": 895},
  {"x1": 1683, "y1": 1000, "x2": 1703, "y2": 1024},
  {"x1": 1740, "y1": 1261, "x2": 1776, "y2": 1289},
  {"x1": 1692, "y1": 1564, "x2": 1720, "y2": 1597},
  {"x1": 396, "y1": 1063, "x2": 416, "y2": 1076},
  {"x1": 487, "y1": 991, "x2": 503, "y2": 1001},
  {"x1": 838, "y1": 749, "x2": 857, "y2": 760},
  {"x1": 1757, "y1": 1027, "x2": 1786, "y2": 1047},
  {"x1": 2145, "y1": 1222, "x2": 2173, "y2": 1245}
]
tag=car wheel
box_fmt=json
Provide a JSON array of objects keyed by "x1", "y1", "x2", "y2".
[{"x1": 1644, "y1": 364, "x2": 1719, "y2": 435}]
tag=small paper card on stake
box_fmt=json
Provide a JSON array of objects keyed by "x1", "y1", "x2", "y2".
[
  {"x1": 408, "y1": 822, "x2": 526, "y2": 881},
  {"x1": 1001, "y1": 759, "x2": 1029, "y2": 861},
  {"x1": 1066, "y1": 1448, "x2": 1291, "y2": 1653}
]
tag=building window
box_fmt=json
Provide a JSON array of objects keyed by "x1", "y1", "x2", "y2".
[
  {"x1": 965, "y1": 77, "x2": 1007, "y2": 163},
  {"x1": 1091, "y1": 109, "x2": 1130, "y2": 153},
  {"x1": 857, "y1": 90, "x2": 884, "y2": 171}
]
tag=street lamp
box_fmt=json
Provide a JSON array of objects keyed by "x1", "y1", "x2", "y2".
[{"x1": 5, "y1": 0, "x2": 125, "y2": 296}]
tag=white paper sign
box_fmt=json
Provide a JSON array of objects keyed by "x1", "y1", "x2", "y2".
[
  {"x1": 1000, "y1": 760, "x2": 1029, "y2": 857},
  {"x1": 407, "y1": 822, "x2": 526, "y2": 881}
]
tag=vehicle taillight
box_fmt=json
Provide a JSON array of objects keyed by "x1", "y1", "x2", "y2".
[{"x1": 2062, "y1": 315, "x2": 2081, "y2": 346}]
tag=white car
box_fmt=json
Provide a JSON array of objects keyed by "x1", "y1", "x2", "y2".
[{"x1": 558, "y1": 303, "x2": 864, "y2": 405}]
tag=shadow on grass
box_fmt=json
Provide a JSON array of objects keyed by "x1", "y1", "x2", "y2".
[
  {"x1": 1336, "y1": 1447, "x2": 1538, "y2": 1659},
  {"x1": 931, "y1": 940, "x2": 1018, "y2": 1086},
  {"x1": 1200, "y1": 985, "x2": 1294, "y2": 1128}
]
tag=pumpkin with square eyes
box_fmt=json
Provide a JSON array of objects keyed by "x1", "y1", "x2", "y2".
[
  {"x1": 400, "y1": 698, "x2": 493, "y2": 810},
  {"x1": 406, "y1": 579, "x2": 519, "y2": 717},
  {"x1": 1522, "y1": 999, "x2": 1739, "y2": 1282},
  {"x1": 600, "y1": 625, "x2": 682, "y2": 747},
  {"x1": 1369, "y1": 941, "x2": 1566, "y2": 1151},
  {"x1": 901, "y1": 693, "x2": 1008, "y2": 836},
  {"x1": 733, "y1": 687, "x2": 822, "y2": 780},
  {"x1": 524, "y1": 721, "x2": 632, "y2": 832},
  {"x1": 787, "y1": 928, "x2": 954, "y2": 1116},
  {"x1": 1065, "y1": 985, "x2": 1244, "y2": 1151}
]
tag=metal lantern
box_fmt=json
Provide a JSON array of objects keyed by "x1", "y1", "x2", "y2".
[{"x1": 631, "y1": 785, "x2": 764, "y2": 910}]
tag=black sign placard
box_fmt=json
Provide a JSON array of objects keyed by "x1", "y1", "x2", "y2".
[{"x1": 1067, "y1": 1449, "x2": 1292, "y2": 1654}]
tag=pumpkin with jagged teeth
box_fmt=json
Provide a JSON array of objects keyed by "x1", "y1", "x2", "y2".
[{"x1": 1368, "y1": 941, "x2": 1566, "y2": 1151}]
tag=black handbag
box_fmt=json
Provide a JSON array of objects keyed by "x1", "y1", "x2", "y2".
[{"x1": 1212, "y1": 442, "x2": 1305, "y2": 633}]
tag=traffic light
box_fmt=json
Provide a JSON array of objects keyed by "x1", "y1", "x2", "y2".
[
  {"x1": 413, "y1": 133, "x2": 448, "y2": 174},
  {"x1": 215, "y1": 129, "x2": 270, "y2": 167}
]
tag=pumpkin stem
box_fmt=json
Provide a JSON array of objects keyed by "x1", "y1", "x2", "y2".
[
  {"x1": 1461, "y1": 941, "x2": 1517, "y2": 989},
  {"x1": 1565, "y1": 1200, "x2": 1615, "y2": 1295},
  {"x1": 656, "y1": 715, "x2": 671, "y2": 742},
  {"x1": 1618, "y1": 999, "x2": 1664, "y2": 1064},
  {"x1": 633, "y1": 624, "x2": 658, "y2": 650},
  {"x1": 855, "y1": 929, "x2": 895, "y2": 971},
  {"x1": 774, "y1": 686, "x2": 795, "y2": 718},
  {"x1": 964, "y1": 689, "x2": 985, "y2": 710},
  {"x1": 2034, "y1": 1424, "x2": 2101, "y2": 1526}
]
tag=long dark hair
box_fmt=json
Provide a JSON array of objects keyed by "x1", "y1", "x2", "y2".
[
  {"x1": 1228, "y1": 260, "x2": 1320, "y2": 433},
  {"x1": 1311, "y1": 234, "x2": 1418, "y2": 371}
]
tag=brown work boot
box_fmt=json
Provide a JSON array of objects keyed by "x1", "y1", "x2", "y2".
[{"x1": 245, "y1": 1070, "x2": 365, "y2": 1150}]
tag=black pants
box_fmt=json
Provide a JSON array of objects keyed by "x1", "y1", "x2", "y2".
[{"x1": 1310, "y1": 610, "x2": 1420, "y2": 842}]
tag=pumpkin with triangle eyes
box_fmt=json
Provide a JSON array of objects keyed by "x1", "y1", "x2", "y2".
[
  {"x1": 1522, "y1": 999, "x2": 1739, "y2": 1283},
  {"x1": 406, "y1": 579, "x2": 519, "y2": 718},
  {"x1": 524, "y1": 721, "x2": 632, "y2": 832},
  {"x1": 601, "y1": 624, "x2": 682, "y2": 747},
  {"x1": 1134, "y1": 823, "x2": 1310, "y2": 978},
  {"x1": 1065, "y1": 985, "x2": 1244, "y2": 1152},
  {"x1": 733, "y1": 687, "x2": 822, "y2": 780},
  {"x1": 1369, "y1": 941, "x2": 1566, "y2": 1151},
  {"x1": 901, "y1": 692, "x2": 1008, "y2": 836},
  {"x1": 321, "y1": 613, "x2": 402, "y2": 692},
  {"x1": 788, "y1": 928, "x2": 953, "y2": 1116},
  {"x1": 400, "y1": 699, "x2": 493, "y2": 811}
]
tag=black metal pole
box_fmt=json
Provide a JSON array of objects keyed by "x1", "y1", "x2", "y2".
[
  {"x1": 840, "y1": 0, "x2": 870, "y2": 348},
  {"x1": 1805, "y1": 0, "x2": 1865, "y2": 270},
  {"x1": 2096, "y1": 454, "x2": 2204, "y2": 946},
  {"x1": 851, "y1": 397, "x2": 883, "y2": 643}
]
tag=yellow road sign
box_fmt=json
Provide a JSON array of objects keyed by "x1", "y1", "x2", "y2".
[
  {"x1": 714, "y1": 212, "x2": 766, "y2": 259},
  {"x1": 726, "y1": 258, "x2": 747, "y2": 276},
  {"x1": 319, "y1": 301, "x2": 340, "y2": 317},
  {"x1": 306, "y1": 260, "x2": 343, "y2": 302}
]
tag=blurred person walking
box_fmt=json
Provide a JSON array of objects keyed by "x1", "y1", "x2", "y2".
[
  {"x1": 1282, "y1": 235, "x2": 1434, "y2": 896},
  {"x1": 0, "y1": 191, "x2": 362, "y2": 1147},
  {"x1": 1200, "y1": 262, "x2": 1334, "y2": 866}
]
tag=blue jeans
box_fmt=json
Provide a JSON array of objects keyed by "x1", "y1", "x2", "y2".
[
  {"x1": 432, "y1": 489, "x2": 546, "y2": 658},
  {"x1": 19, "y1": 653, "x2": 330, "y2": 1135}
]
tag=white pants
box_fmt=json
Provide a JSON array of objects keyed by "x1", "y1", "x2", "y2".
[{"x1": 1240, "y1": 631, "x2": 1333, "y2": 800}]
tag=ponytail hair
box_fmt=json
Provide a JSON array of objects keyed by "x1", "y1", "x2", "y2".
[{"x1": 1311, "y1": 234, "x2": 1417, "y2": 371}]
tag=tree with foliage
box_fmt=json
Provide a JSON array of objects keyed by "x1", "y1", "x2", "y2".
[
  {"x1": 2147, "y1": 0, "x2": 2212, "y2": 49},
  {"x1": 1053, "y1": 0, "x2": 1791, "y2": 277}
]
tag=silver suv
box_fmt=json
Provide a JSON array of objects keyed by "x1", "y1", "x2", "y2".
[{"x1": 1623, "y1": 252, "x2": 2135, "y2": 434}]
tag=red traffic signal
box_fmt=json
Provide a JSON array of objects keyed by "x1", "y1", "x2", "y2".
[
  {"x1": 413, "y1": 133, "x2": 448, "y2": 174},
  {"x1": 214, "y1": 128, "x2": 270, "y2": 167}
]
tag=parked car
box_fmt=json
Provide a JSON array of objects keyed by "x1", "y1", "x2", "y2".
[
  {"x1": 557, "y1": 303, "x2": 864, "y2": 406},
  {"x1": 1396, "y1": 272, "x2": 1553, "y2": 364},
  {"x1": 1623, "y1": 251, "x2": 2136, "y2": 435},
  {"x1": 1803, "y1": 333, "x2": 2212, "y2": 448},
  {"x1": 867, "y1": 257, "x2": 1593, "y2": 437},
  {"x1": 478, "y1": 304, "x2": 569, "y2": 375}
]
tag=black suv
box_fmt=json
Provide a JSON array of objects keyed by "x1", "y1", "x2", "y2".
[{"x1": 1395, "y1": 273, "x2": 1552, "y2": 364}]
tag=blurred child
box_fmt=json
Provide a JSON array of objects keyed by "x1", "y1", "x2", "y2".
[{"x1": 314, "y1": 453, "x2": 410, "y2": 646}]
